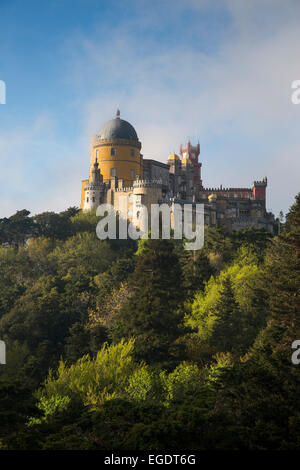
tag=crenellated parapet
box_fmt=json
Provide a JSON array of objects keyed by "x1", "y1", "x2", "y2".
[
  {"x1": 133, "y1": 179, "x2": 162, "y2": 187},
  {"x1": 202, "y1": 187, "x2": 252, "y2": 192},
  {"x1": 115, "y1": 179, "x2": 163, "y2": 192}
]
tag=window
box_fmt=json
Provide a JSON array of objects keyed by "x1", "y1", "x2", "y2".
[
  {"x1": 111, "y1": 148, "x2": 116, "y2": 156},
  {"x1": 86, "y1": 197, "x2": 89, "y2": 203},
  {"x1": 130, "y1": 149, "x2": 135, "y2": 157},
  {"x1": 92, "y1": 197, "x2": 95, "y2": 202},
  {"x1": 240, "y1": 209, "x2": 249, "y2": 217},
  {"x1": 130, "y1": 169, "x2": 135, "y2": 178},
  {"x1": 110, "y1": 168, "x2": 116, "y2": 177}
]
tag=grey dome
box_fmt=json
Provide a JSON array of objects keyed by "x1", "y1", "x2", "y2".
[{"x1": 98, "y1": 111, "x2": 138, "y2": 141}]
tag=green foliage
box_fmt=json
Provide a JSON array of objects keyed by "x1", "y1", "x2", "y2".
[
  {"x1": 186, "y1": 250, "x2": 267, "y2": 360},
  {"x1": 36, "y1": 340, "x2": 136, "y2": 413},
  {"x1": 180, "y1": 250, "x2": 215, "y2": 298},
  {"x1": 162, "y1": 362, "x2": 206, "y2": 404},
  {"x1": 33, "y1": 212, "x2": 72, "y2": 240},
  {"x1": 125, "y1": 365, "x2": 154, "y2": 402},
  {"x1": 0, "y1": 246, "x2": 30, "y2": 318},
  {"x1": 0, "y1": 378, "x2": 37, "y2": 438},
  {"x1": 125, "y1": 364, "x2": 163, "y2": 403},
  {"x1": 28, "y1": 395, "x2": 71, "y2": 425},
  {"x1": 2, "y1": 197, "x2": 300, "y2": 450},
  {"x1": 247, "y1": 192, "x2": 300, "y2": 371},
  {"x1": 115, "y1": 239, "x2": 184, "y2": 364},
  {"x1": 209, "y1": 276, "x2": 243, "y2": 355},
  {"x1": 50, "y1": 232, "x2": 116, "y2": 292},
  {"x1": 70, "y1": 209, "x2": 99, "y2": 235},
  {"x1": 0, "y1": 210, "x2": 36, "y2": 246},
  {"x1": 203, "y1": 226, "x2": 234, "y2": 266}
]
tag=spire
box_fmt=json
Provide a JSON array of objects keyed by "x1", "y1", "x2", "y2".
[
  {"x1": 116, "y1": 108, "x2": 120, "y2": 118},
  {"x1": 90, "y1": 156, "x2": 103, "y2": 185}
]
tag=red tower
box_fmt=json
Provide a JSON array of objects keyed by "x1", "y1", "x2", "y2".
[
  {"x1": 180, "y1": 140, "x2": 202, "y2": 188},
  {"x1": 252, "y1": 177, "x2": 267, "y2": 201}
]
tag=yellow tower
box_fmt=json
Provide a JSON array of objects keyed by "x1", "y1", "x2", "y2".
[{"x1": 81, "y1": 111, "x2": 143, "y2": 207}]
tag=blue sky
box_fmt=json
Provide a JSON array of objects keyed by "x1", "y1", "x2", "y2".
[{"x1": 0, "y1": 0, "x2": 299, "y2": 217}]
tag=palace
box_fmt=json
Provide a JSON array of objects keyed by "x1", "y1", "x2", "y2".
[{"x1": 80, "y1": 110, "x2": 274, "y2": 233}]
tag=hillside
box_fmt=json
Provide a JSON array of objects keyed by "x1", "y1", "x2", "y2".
[{"x1": 0, "y1": 195, "x2": 299, "y2": 450}]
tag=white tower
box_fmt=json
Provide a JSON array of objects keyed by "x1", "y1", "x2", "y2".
[{"x1": 83, "y1": 158, "x2": 104, "y2": 211}]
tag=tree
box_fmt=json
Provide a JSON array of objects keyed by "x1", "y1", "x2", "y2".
[
  {"x1": 181, "y1": 250, "x2": 214, "y2": 298},
  {"x1": 210, "y1": 276, "x2": 242, "y2": 355},
  {"x1": 51, "y1": 232, "x2": 117, "y2": 292},
  {"x1": 33, "y1": 212, "x2": 72, "y2": 240},
  {"x1": 249, "y1": 192, "x2": 300, "y2": 369},
  {"x1": 203, "y1": 226, "x2": 233, "y2": 267},
  {"x1": 64, "y1": 322, "x2": 92, "y2": 364},
  {"x1": 0, "y1": 210, "x2": 36, "y2": 246},
  {"x1": 185, "y1": 250, "x2": 267, "y2": 363},
  {"x1": 115, "y1": 239, "x2": 184, "y2": 364},
  {"x1": 59, "y1": 207, "x2": 80, "y2": 219},
  {"x1": 30, "y1": 340, "x2": 137, "y2": 416},
  {"x1": 207, "y1": 193, "x2": 300, "y2": 450}
]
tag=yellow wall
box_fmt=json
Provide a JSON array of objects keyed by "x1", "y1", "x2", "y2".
[
  {"x1": 80, "y1": 179, "x2": 88, "y2": 209},
  {"x1": 90, "y1": 139, "x2": 143, "y2": 185}
]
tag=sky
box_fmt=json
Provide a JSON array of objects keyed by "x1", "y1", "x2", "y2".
[{"x1": 0, "y1": 0, "x2": 300, "y2": 218}]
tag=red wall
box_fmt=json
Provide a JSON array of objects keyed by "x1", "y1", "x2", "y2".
[{"x1": 253, "y1": 185, "x2": 266, "y2": 200}]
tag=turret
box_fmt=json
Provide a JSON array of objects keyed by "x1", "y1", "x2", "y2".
[
  {"x1": 167, "y1": 153, "x2": 180, "y2": 174},
  {"x1": 180, "y1": 140, "x2": 202, "y2": 188},
  {"x1": 83, "y1": 157, "x2": 105, "y2": 210},
  {"x1": 252, "y1": 177, "x2": 267, "y2": 201}
]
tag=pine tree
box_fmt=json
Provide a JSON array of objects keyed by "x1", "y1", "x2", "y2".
[
  {"x1": 115, "y1": 239, "x2": 184, "y2": 364},
  {"x1": 181, "y1": 250, "x2": 214, "y2": 298},
  {"x1": 210, "y1": 276, "x2": 242, "y2": 355},
  {"x1": 214, "y1": 194, "x2": 300, "y2": 449},
  {"x1": 253, "y1": 192, "x2": 300, "y2": 369}
]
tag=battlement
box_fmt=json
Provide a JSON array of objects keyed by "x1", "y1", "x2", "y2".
[
  {"x1": 115, "y1": 179, "x2": 163, "y2": 192},
  {"x1": 133, "y1": 179, "x2": 162, "y2": 187},
  {"x1": 253, "y1": 179, "x2": 267, "y2": 187},
  {"x1": 115, "y1": 186, "x2": 134, "y2": 192},
  {"x1": 202, "y1": 187, "x2": 252, "y2": 192}
]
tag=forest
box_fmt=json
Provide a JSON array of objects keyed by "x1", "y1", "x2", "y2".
[{"x1": 0, "y1": 194, "x2": 299, "y2": 450}]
